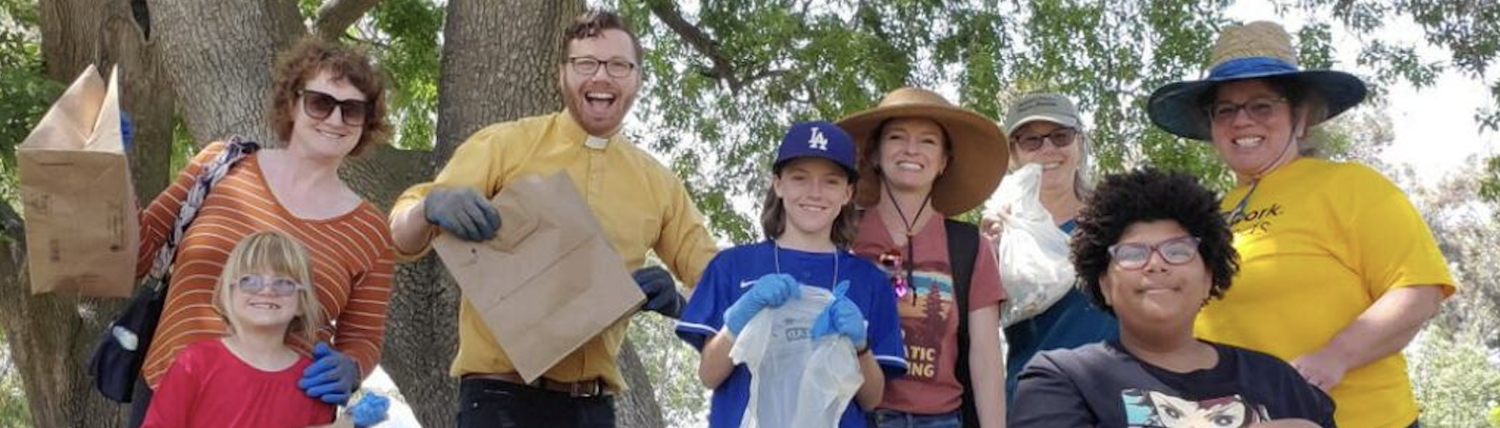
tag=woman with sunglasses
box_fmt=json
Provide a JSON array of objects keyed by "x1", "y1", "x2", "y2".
[
  {"x1": 986, "y1": 93, "x2": 1119, "y2": 401},
  {"x1": 1010, "y1": 168, "x2": 1334, "y2": 428},
  {"x1": 1146, "y1": 22, "x2": 1453, "y2": 428},
  {"x1": 129, "y1": 37, "x2": 395, "y2": 427},
  {"x1": 838, "y1": 87, "x2": 1008, "y2": 428}
]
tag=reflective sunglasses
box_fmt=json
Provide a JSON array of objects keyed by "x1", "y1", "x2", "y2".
[
  {"x1": 1107, "y1": 236, "x2": 1201, "y2": 270},
  {"x1": 1011, "y1": 128, "x2": 1078, "y2": 152},
  {"x1": 299, "y1": 89, "x2": 369, "y2": 126},
  {"x1": 567, "y1": 56, "x2": 637, "y2": 78},
  {"x1": 1207, "y1": 97, "x2": 1288, "y2": 125},
  {"x1": 235, "y1": 274, "x2": 306, "y2": 297}
]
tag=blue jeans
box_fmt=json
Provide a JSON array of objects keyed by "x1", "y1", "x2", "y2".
[{"x1": 868, "y1": 409, "x2": 962, "y2": 428}]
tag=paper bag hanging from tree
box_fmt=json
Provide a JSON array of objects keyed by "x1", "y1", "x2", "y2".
[
  {"x1": 432, "y1": 172, "x2": 646, "y2": 383},
  {"x1": 18, "y1": 64, "x2": 138, "y2": 298}
]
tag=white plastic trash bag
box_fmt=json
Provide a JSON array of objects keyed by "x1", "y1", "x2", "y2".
[
  {"x1": 730, "y1": 286, "x2": 863, "y2": 428},
  {"x1": 988, "y1": 163, "x2": 1076, "y2": 327}
]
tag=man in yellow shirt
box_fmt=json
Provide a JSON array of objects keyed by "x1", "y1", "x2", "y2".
[{"x1": 388, "y1": 10, "x2": 718, "y2": 428}]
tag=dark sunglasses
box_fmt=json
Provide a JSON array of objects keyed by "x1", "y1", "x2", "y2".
[
  {"x1": 235, "y1": 274, "x2": 306, "y2": 297},
  {"x1": 1011, "y1": 128, "x2": 1078, "y2": 152},
  {"x1": 299, "y1": 89, "x2": 369, "y2": 126},
  {"x1": 1108, "y1": 236, "x2": 1201, "y2": 271}
]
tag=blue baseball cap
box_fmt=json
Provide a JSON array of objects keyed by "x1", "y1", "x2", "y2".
[{"x1": 774, "y1": 121, "x2": 859, "y2": 180}]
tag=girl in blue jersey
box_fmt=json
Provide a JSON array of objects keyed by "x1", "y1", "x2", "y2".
[{"x1": 675, "y1": 121, "x2": 907, "y2": 428}]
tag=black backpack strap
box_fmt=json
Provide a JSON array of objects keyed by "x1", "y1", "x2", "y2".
[{"x1": 945, "y1": 219, "x2": 981, "y2": 428}]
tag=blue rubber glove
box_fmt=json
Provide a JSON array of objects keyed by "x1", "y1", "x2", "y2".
[
  {"x1": 119, "y1": 112, "x2": 134, "y2": 153},
  {"x1": 634, "y1": 266, "x2": 685, "y2": 318},
  {"x1": 810, "y1": 281, "x2": 867, "y2": 348},
  {"x1": 298, "y1": 342, "x2": 359, "y2": 405},
  {"x1": 350, "y1": 392, "x2": 391, "y2": 428},
  {"x1": 423, "y1": 187, "x2": 500, "y2": 241},
  {"x1": 724, "y1": 273, "x2": 801, "y2": 335}
]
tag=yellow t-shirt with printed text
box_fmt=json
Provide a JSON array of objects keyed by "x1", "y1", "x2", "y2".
[{"x1": 1195, "y1": 158, "x2": 1455, "y2": 428}]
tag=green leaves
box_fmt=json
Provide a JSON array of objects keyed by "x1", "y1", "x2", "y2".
[{"x1": 366, "y1": 0, "x2": 444, "y2": 150}]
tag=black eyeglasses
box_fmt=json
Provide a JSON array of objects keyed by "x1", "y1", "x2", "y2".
[
  {"x1": 567, "y1": 56, "x2": 636, "y2": 78},
  {"x1": 235, "y1": 274, "x2": 306, "y2": 297},
  {"x1": 298, "y1": 89, "x2": 369, "y2": 126},
  {"x1": 1108, "y1": 236, "x2": 1201, "y2": 270},
  {"x1": 1207, "y1": 97, "x2": 1288, "y2": 125},
  {"x1": 1011, "y1": 128, "x2": 1078, "y2": 152}
]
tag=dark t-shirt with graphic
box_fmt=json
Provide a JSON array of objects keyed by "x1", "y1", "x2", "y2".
[{"x1": 1010, "y1": 340, "x2": 1336, "y2": 428}]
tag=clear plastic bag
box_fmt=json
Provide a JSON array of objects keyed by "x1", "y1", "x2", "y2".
[
  {"x1": 730, "y1": 286, "x2": 863, "y2": 428},
  {"x1": 988, "y1": 163, "x2": 1076, "y2": 327}
]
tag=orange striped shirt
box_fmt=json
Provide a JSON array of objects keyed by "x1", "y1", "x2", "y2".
[{"x1": 137, "y1": 142, "x2": 395, "y2": 389}]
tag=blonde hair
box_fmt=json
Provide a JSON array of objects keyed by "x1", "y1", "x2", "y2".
[{"x1": 214, "y1": 231, "x2": 323, "y2": 344}]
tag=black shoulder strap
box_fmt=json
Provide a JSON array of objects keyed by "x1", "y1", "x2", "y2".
[{"x1": 944, "y1": 219, "x2": 981, "y2": 428}]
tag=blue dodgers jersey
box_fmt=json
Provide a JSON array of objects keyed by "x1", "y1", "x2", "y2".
[{"x1": 675, "y1": 240, "x2": 907, "y2": 428}]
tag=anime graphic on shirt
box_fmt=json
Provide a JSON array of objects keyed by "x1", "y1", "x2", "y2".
[{"x1": 1121, "y1": 389, "x2": 1270, "y2": 428}]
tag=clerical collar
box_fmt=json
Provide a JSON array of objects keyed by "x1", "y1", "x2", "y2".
[{"x1": 584, "y1": 135, "x2": 610, "y2": 150}]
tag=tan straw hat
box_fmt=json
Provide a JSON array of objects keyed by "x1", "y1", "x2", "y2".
[
  {"x1": 1147, "y1": 21, "x2": 1368, "y2": 141},
  {"x1": 836, "y1": 87, "x2": 1007, "y2": 214}
]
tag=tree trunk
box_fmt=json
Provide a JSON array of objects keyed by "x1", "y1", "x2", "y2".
[
  {"x1": 150, "y1": 0, "x2": 305, "y2": 147},
  {"x1": 0, "y1": 1, "x2": 174, "y2": 427}
]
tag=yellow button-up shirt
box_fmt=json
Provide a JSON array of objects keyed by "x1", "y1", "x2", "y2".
[{"x1": 392, "y1": 111, "x2": 719, "y2": 391}]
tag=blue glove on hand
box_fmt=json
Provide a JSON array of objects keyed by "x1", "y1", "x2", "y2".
[
  {"x1": 810, "y1": 281, "x2": 867, "y2": 348},
  {"x1": 298, "y1": 342, "x2": 360, "y2": 405},
  {"x1": 635, "y1": 266, "x2": 685, "y2": 318},
  {"x1": 724, "y1": 273, "x2": 801, "y2": 335},
  {"x1": 423, "y1": 187, "x2": 500, "y2": 241},
  {"x1": 350, "y1": 392, "x2": 391, "y2": 428}
]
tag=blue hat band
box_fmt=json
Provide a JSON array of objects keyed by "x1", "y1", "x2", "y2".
[{"x1": 1207, "y1": 57, "x2": 1299, "y2": 80}]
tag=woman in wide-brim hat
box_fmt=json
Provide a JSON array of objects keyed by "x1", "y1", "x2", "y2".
[
  {"x1": 838, "y1": 87, "x2": 1008, "y2": 428},
  {"x1": 1147, "y1": 21, "x2": 1455, "y2": 428}
]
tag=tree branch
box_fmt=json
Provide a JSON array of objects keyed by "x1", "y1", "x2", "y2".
[
  {"x1": 646, "y1": 0, "x2": 744, "y2": 92},
  {"x1": 313, "y1": 0, "x2": 383, "y2": 40}
]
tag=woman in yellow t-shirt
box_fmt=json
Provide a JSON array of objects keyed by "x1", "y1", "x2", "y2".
[{"x1": 1145, "y1": 21, "x2": 1455, "y2": 428}]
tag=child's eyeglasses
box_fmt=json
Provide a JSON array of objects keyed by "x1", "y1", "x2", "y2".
[
  {"x1": 1107, "y1": 236, "x2": 1201, "y2": 270},
  {"x1": 235, "y1": 275, "x2": 306, "y2": 297}
]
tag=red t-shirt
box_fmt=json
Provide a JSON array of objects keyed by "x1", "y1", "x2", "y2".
[
  {"x1": 853, "y1": 211, "x2": 1005, "y2": 414},
  {"x1": 142, "y1": 339, "x2": 335, "y2": 428}
]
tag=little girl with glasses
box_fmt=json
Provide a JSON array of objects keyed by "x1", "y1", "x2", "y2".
[{"x1": 143, "y1": 231, "x2": 335, "y2": 428}]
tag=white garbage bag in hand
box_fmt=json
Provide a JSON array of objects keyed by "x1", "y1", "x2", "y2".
[
  {"x1": 988, "y1": 163, "x2": 1076, "y2": 327},
  {"x1": 730, "y1": 285, "x2": 863, "y2": 428}
]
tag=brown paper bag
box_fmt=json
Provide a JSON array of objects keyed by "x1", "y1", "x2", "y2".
[
  {"x1": 17, "y1": 65, "x2": 138, "y2": 298},
  {"x1": 433, "y1": 172, "x2": 645, "y2": 383}
]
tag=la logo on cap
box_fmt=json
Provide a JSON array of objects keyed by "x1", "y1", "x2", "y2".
[{"x1": 808, "y1": 127, "x2": 829, "y2": 151}]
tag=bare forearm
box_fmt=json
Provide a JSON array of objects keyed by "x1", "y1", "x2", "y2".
[
  {"x1": 698, "y1": 330, "x2": 736, "y2": 389},
  {"x1": 854, "y1": 350, "x2": 885, "y2": 410},
  {"x1": 1322, "y1": 285, "x2": 1445, "y2": 369},
  {"x1": 969, "y1": 307, "x2": 1006, "y2": 428},
  {"x1": 389, "y1": 203, "x2": 434, "y2": 256}
]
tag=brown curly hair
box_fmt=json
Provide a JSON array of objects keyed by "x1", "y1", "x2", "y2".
[{"x1": 268, "y1": 37, "x2": 390, "y2": 156}]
